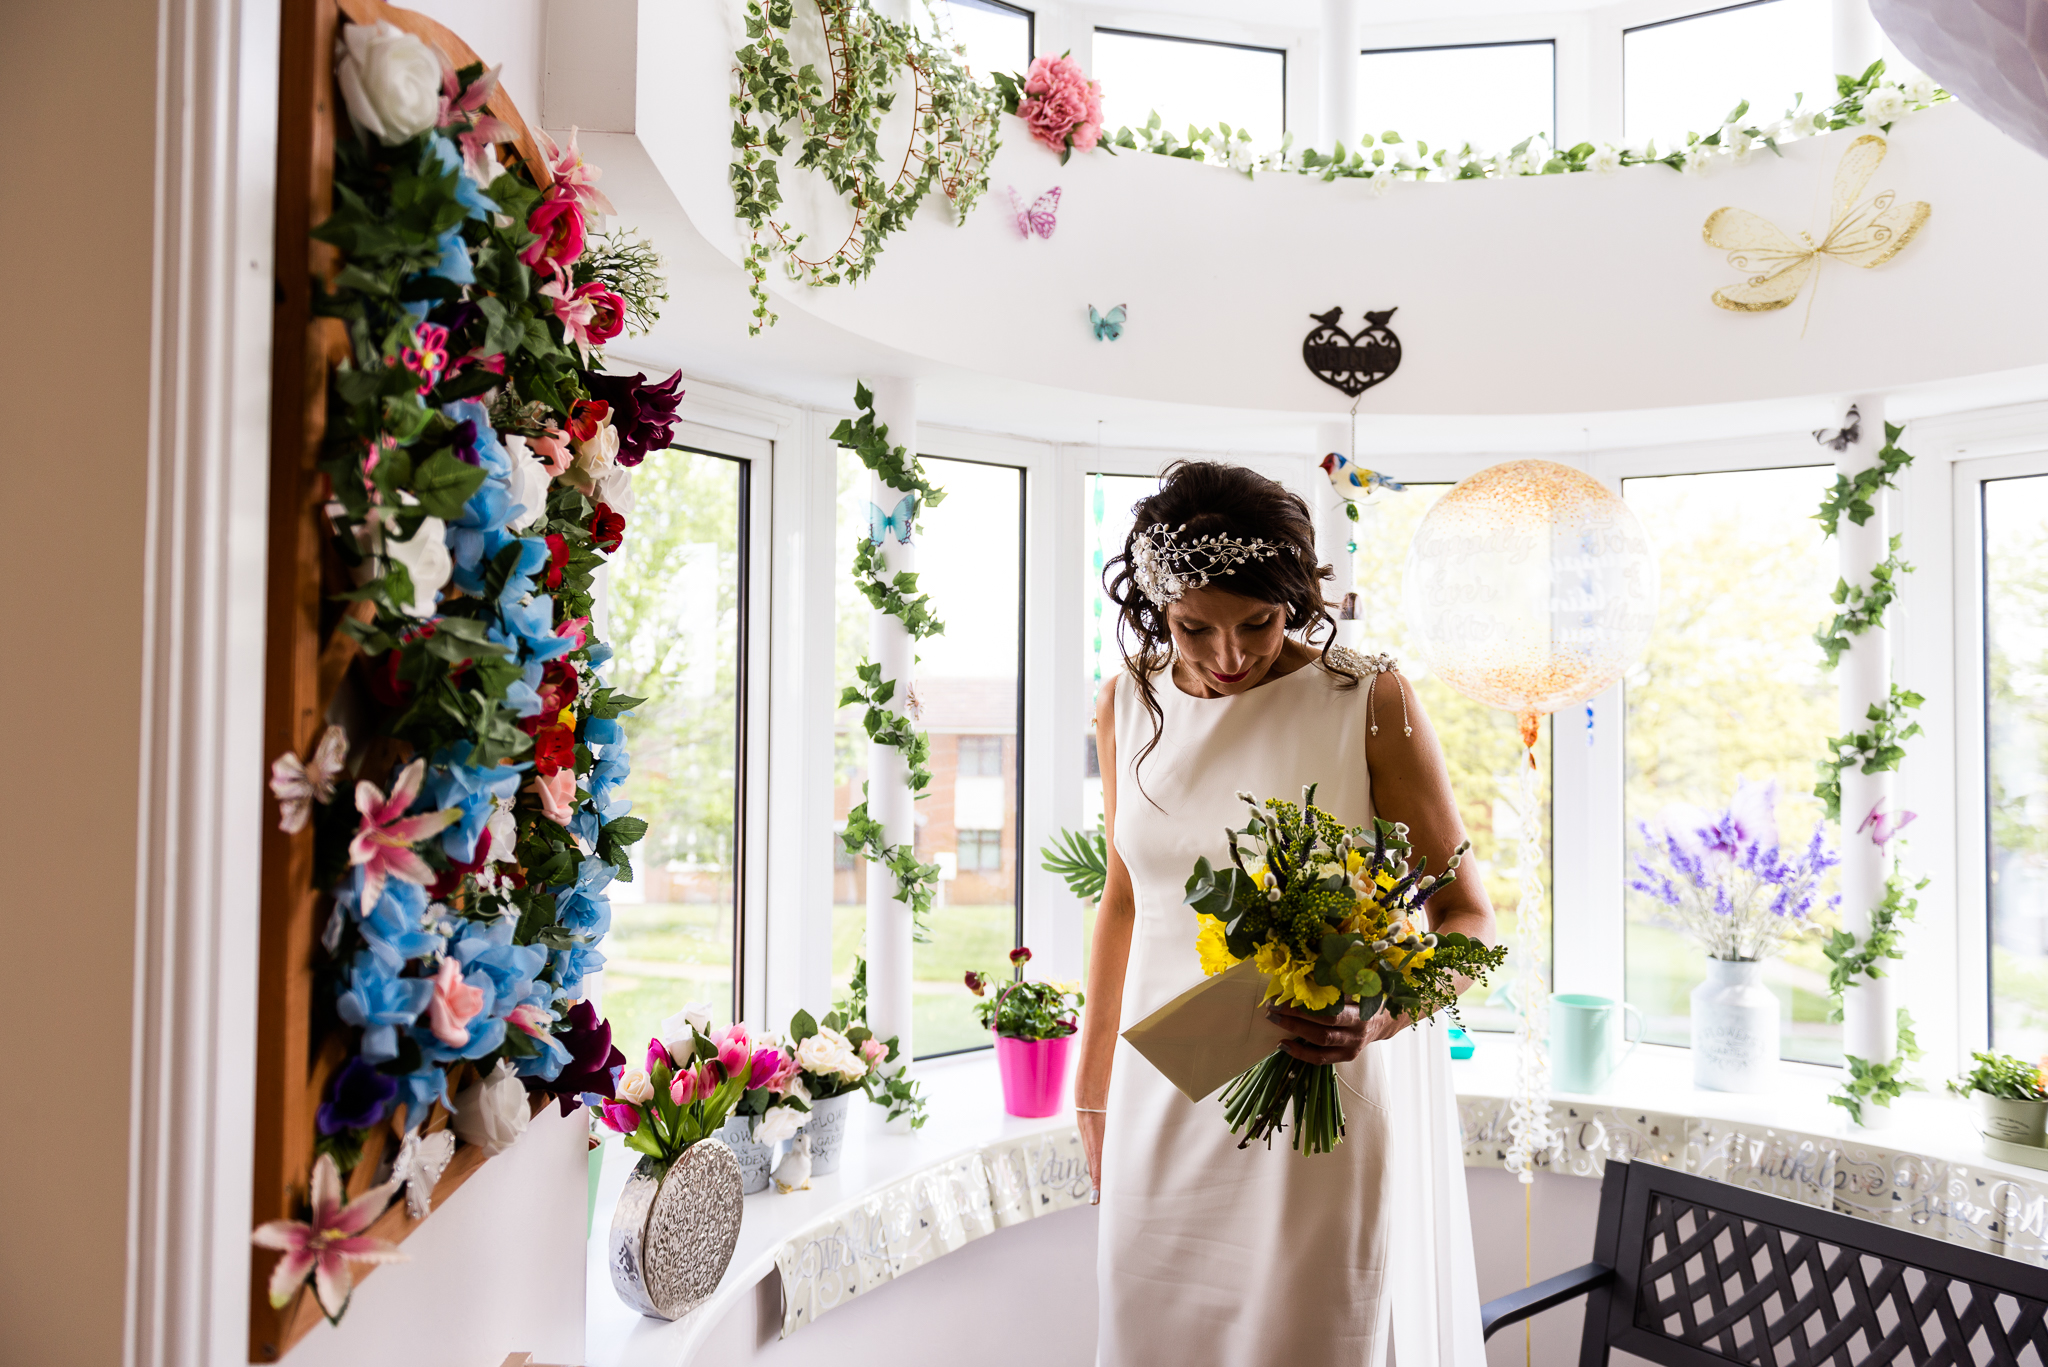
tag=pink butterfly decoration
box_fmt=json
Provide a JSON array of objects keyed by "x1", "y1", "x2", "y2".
[
  {"x1": 1008, "y1": 185, "x2": 1061, "y2": 239},
  {"x1": 270, "y1": 724, "x2": 350, "y2": 834},
  {"x1": 1857, "y1": 798, "x2": 1918, "y2": 847}
]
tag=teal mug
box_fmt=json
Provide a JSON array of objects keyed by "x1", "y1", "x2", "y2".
[{"x1": 1550, "y1": 994, "x2": 1644, "y2": 1094}]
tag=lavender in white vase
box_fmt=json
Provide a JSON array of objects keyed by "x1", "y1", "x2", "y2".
[{"x1": 1630, "y1": 778, "x2": 1838, "y2": 1091}]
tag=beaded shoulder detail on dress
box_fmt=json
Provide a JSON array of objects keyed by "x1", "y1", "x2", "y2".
[{"x1": 1323, "y1": 645, "x2": 1399, "y2": 675}]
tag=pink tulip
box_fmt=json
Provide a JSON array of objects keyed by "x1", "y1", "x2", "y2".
[
  {"x1": 712, "y1": 1023, "x2": 750, "y2": 1075},
  {"x1": 860, "y1": 1038, "x2": 888, "y2": 1065},
  {"x1": 670, "y1": 1063, "x2": 704, "y2": 1107},
  {"x1": 428, "y1": 956, "x2": 485, "y2": 1047},
  {"x1": 747, "y1": 1047, "x2": 783, "y2": 1090},
  {"x1": 349, "y1": 759, "x2": 460, "y2": 909},
  {"x1": 250, "y1": 1154, "x2": 406, "y2": 1317},
  {"x1": 598, "y1": 1100, "x2": 641, "y2": 1135},
  {"x1": 646, "y1": 1037, "x2": 674, "y2": 1074}
]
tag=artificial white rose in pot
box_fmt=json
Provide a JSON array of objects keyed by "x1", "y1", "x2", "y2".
[
  {"x1": 452, "y1": 1059, "x2": 532, "y2": 1155},
  {"x1": 336, "y1": 21, "x2": 444, "y2": 147}
]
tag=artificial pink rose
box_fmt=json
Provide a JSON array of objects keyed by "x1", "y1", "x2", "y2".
[
  {"x1": 764, "y1": 1053, "x2": 801, "y2": 1095},
  {"x1": 860, "y1": 1037, "x2": 888, "y2": 1065},
  {"x1": 1016, "y1": 55, "x2": 1102, "y2": 155},
  {"x1": 529, "y1": 767, "x2": 576, "y2": 826},
  {"x1": 428, "y1": 955, "x2": 485, "y2": 1047},
  {"x1": 520, "y1": 188, "x2": 585, "y2": 277},
  {"x1": 528, "y1": 431, "x2": 572, "y2": 477}
]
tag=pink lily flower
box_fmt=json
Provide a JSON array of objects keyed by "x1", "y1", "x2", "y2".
[
  {"x1": 250, "y1": 1153, "x2": 407, "y2": 1318},
  {"x1": 428, "y1": 956, "x2": 486, "y2": 1047},
  {"x1": 506, "y1": 1001, "x2": 552, "y2": 1039},
  {"x1": 349, "y1": 759, "x2": 460, "y2": 908},
  {"x1": 538, "y1": 125, "x2": 617, "y2": 217},
  {"x1": 556, "y1": 616, "x2": 590, "y2": 651}
]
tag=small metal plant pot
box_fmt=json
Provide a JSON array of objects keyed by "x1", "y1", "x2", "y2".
[
  {"x1": 608, "y1": 1142, "x2": 744, "y2": 1320},
  {"x1": 714, "y1": 1112, "x2": 776, "y2": 1194},
  {"x1": 1975, "y1": 1090, "x2": 2048, "y2": 1147},
  {"x1": 801, "y1": 1092, "x2": 854, "y2": 1176}
]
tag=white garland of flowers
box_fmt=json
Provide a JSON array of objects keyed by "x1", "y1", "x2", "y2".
[{"x1": 1098, "y1": 64, "x2": 1947, "y2": 191}]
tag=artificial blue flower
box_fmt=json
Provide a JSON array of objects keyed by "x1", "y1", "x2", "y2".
[
  {"x1": 556, "y1": 855, "x2": 615, "y2": 937},
  {"x1": 503, "y1": 661, "x2": 546, "y2": 718},
  {"x1": 425, "y1": 743, "x2": 530, "y2": 863},
  {"x1": 335, "y1": 952, "x2": 435, "y2": 1063},
  {"x1": 449, "y1": 484, "x2": 517, "y2": 594},
  {"x1": 499, "y1": 594, "x2": 575, "y2": 664},
  {"x1": 451, "y1": 917, "x2": 547, "y2": 1012},
  {"x1": 497, "y1": 536, "x2": 550, "y2": 611},
  {"x1": 426, "y1": 134, "x2": 498, "y2": 220},
  {"x1": 513, "y1": 1029, "x2": 572, "y2": 1081},
  {"x1": 351, "y1": 875, "x2": 444, "y2": 963},
  {"x1": 582, "y1": 717, "x2": 624, "y2": 747},
  {"x1": 441, "y1": 400, "x2": 508, "y2": 477},
  {"x1": 549, "y1": 941, "x2": 607, "y2": 1002},
  {"x1": 585, "y1": 641, "x2": 614, "y2": 671},
  {"x1": 568, "y1": 806, "x2": 603, "y2": 852},
  {"x1": 391, "y1": 1064, "x2": 453, "y2": 1130},
  {"x1": 429, "y1": 226, "x2": 475, "y2": 286}
]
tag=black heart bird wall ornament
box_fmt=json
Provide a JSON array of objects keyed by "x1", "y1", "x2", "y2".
[{"x1": 1303, "y1": 306, "x2": 1402, "y2": 398}]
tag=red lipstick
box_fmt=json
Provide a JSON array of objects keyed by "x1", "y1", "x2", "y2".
[{"x1": 1210, "y1": 667, "x2": 1251, "y2": 684}]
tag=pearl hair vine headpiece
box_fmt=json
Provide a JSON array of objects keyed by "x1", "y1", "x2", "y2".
[{"x1": 1129, "y1": 521, "x2": 1298, "y2": 609}]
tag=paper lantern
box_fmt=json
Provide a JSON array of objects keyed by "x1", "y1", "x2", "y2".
[{"x1": 1403, "y1": 459, "x2": 1657, "y2": 745}]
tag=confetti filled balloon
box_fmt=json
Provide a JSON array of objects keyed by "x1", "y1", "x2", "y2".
[{"x1": 1403, "y1": 459, "x2": 1657, "y2": 745}]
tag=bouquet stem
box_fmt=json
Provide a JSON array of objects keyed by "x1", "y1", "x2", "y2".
[{"x1": 1220, "y1": 1048, "x2": 1346, "y2": 1155}]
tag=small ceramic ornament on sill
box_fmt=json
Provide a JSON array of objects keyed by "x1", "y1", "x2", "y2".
[
  {"x1": 1630, "y1": 777, "x2": 1838, "y2": 1092},
  {"x1": 967, "y1": 947, "x2": 1084, "y2": 1118}
]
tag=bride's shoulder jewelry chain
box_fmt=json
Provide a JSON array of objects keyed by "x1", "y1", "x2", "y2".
[
  {"x1": 1130, "y1": 522, "x2": 1301, "y2": 609},
  {"x1": 1328, "y1": 646, "x2": 1412, "y2": 739}
]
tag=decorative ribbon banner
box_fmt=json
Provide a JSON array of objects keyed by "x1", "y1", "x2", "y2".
[
  {"x1": 774, "y1": 1127, "x2": 1091, "y2": 1338},
  {"x1": 1457, "y1": 1094, "x2": 2048, "y2": 1266}
]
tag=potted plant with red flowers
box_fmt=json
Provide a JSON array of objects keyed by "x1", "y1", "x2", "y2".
[{"x1": 968, "y1": 948, "x2": 1085, "y2": 1118}]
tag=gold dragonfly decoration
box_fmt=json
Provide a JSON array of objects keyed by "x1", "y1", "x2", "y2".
[{"x1": 1703, "y1": 134, "x2": 1930, "y2": 330}]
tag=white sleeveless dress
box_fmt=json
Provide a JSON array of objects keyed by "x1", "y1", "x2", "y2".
[{"x1": 1097, "y1": 651, "x2": 1486, "y2": 1367}]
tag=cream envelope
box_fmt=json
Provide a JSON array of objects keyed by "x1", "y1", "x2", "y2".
[{"x1": 1121, "y1": 958, "x2": 1294, "y2": 1103}]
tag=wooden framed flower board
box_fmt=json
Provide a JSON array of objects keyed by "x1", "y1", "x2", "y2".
[{"x1": 251, "y1": 0, "x2": 564, "y2": 1357}]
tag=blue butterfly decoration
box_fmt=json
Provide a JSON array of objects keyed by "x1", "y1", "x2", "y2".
[
  {"x1": 867, "y1": 492, "x2": 918, "y2": 544},
  {"x1": 1089, "y1": 304, "x2": 1127, "y2": 342}
]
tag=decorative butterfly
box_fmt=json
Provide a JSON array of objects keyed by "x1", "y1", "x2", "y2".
[
  {"x1": 269, "y1": 724, "x2": 349, "y2": 834},
  {"x1": 1857, "y1": 798, "x2": 1918, "y2": 848},
  {"x1": 388, "y1": 1126, "x2": 457, "y2": 1222},
  {"x1": 867, "y1": 493, "x2": 917, "y2": 545},
  {"x1": 1703, "y1": 135, "x2": 1930, "y2": 322},
  {"x1": 1814, "y1": 404, "x2": 1861, "y2": 452},
  {"x1": 1089, "y1": 304, "x2": 1127, "y2": 342},
  {"x1": 1008, "y1": 185, "x2": 1060, "y2": 239}
]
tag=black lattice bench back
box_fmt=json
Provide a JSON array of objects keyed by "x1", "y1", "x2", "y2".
[{"x1": 1480, "y1": 1158, "x2": 2048, "y2": 1366}]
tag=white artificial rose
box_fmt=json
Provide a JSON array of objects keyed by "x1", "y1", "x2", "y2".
[
  {"x1": 565, "y1": 419, "x2": 619, "y2": 495},
  {"x1": 617, "y1": 1068, "x2": 655, "y2": 1105},
  {"x1": 795, "y1": 1031, "x2": 842, "y2": 1077},
  {"x1": 1719, "y1": 125, "x2": 1753, "y2": 163},
  {"x1": 755, "y1": 1104, "x2": 804, "y2": 1145},
  {"x1": 385, "y1": 515, "x2": 451, "y2": 617},
  {"x1": 1588, "y1": 145, "x2": 1622, "y2": 175},
  {"x1": 593, "y1": 463, "x2": 636, "y2": 516},
  {"x1": 1681, "y1": 146, "x2": 1712, "y2": 176},
  {"x1": 1905, "y1": 74, "x2": 1938, "y2": 106},
  {"x1": 656, "y1": 1003, "x2": 712, "y2": 1060},
  {"x1": 503, "y1": 434, "x2": 552, "y2": 531},
  {"x1": 1802, "y1": 110, "x2": 1831, "y2": 137},
  {"x1": 785, "y1": 1074, "x2": 811, "y2": 1106},
  {"x1": 1368, "y1": 164, "x2": 1396, "y2": 196},
  {"x1": 451, "y1": 1060, "x2": 531, "y2": 1155},
  {"x1": 336, "y1": 22, "x2": 443, "y2": 146},
  {"x1": 1860, "y1": 85, "x2": 1907, "y2": 125}
]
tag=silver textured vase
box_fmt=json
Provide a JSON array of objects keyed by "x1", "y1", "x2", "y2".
[
  {"x1": 714, "y1": 1112, "x2": 775, "y2": 1194},
  {"x1": 608, "y1": 1142, "x2": 744, "y2": 1320}
]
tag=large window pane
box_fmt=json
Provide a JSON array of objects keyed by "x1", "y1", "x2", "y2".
[
  {"x1": 601, "y1": 451, "x2": 745, "y2": 1055},
  {"x1": 1094, "y1": 29, "x2": 1286, "y2": 145},
  {"x1": 1351, "y1": 486, "x2": 1552, "y2": 1034},
  {"x1": 1987, "y1": 473, "x2": 2048, "y2": 1056},
  {"x1": 832, "y1": 454, "x2": 1024, "y2": 1057},
  {"x1": 939, "y1": 0, "x2": 1032, "y2": 82},
  {"x1": 1623, "y1": 467, "x2": 1841, "y2": 1064},
  {"x1": 1625, "y1": 0, "x2": 1832, "y2": 151},
  {"x1": 1357, "y1": 42, "x2": 1554, "y2": 153}
]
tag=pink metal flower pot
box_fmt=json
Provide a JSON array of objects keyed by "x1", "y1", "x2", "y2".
[{"x1": 994, "y1": 1033, "x2": 1072, "y2": 1118}]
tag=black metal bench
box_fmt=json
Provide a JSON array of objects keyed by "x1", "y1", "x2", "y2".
[{"x1": 1480, "y1": 1158, "x2": 2048, "y2": 1365}]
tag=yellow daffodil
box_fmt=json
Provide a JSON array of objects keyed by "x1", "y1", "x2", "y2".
[
  {"x1": 1195, "y1": 914, "x2": 1237, "y2": 977},
  {"x1": 1286, "y1": 961, "x2": 1341, "y2": 1012}
]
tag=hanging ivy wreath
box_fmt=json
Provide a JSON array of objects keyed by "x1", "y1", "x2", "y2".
[{"x1": 729, "y1": 0, "x2": 1001, "y2": 333}]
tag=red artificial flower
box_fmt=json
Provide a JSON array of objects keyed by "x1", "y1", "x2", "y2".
[
  {"x1": 366, "y1": 622, "x2": 439, "y2": 706},
  {"x1": 565, "y1": 397, "x2": 611, "y2": 444},
  {"x1": 590, "y1": 502, "x2": 625, "y2": 554},
  {"x1": 544, "y1": 532, "x2": 570, "y2": 589},
  {"x1": 532, "y1": 723, "x2": 575, "y2": 776},
  {"x1": 1010, "y1": 945, "x2": 1034, "y2": 967},
  {"x1": 579, "y1": 283, "x2": 626, "y2": 348},
  {"x1": 520, "y1": 187, "x2": 586, "y2": 278}
]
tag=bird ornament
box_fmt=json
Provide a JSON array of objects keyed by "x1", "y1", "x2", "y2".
[
  {"x1": 772, "y1": 1132, "x2": 812, "y2": 1194},
  {"x1": 1319, "y1": 452, "x2": 1405, "y2": 521}
]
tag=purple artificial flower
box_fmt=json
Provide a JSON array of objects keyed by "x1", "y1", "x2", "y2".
[
  {"x1": 582, "y1": 369, "x2": 684, "y2": 467},
  {"x1": 545, "y1": 999, "x2": 626, "y2": 1117},
  {"x1": 317, "y1": 1056, "x2": 401, "y2": 1135}
]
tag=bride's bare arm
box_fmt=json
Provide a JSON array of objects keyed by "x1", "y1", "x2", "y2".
[
  {"x1": 1364, "y1": 669, "x2": 1497, "y2": 973},
  {"x1": 1076, "y1": 677, "x2": 1135, "y2": 1200}
]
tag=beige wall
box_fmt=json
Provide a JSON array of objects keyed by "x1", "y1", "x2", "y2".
[{"x1": 1, "y1": 2, "x2": 156, "y2": 1362}]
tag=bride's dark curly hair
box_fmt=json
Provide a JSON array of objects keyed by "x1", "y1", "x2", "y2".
[{"x1": 1103, "y1": 461, "x2": 1356, "y2": 787}]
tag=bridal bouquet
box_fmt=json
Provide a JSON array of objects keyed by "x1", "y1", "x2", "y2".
[{"x1": 1183, "y1": 785, "x2": 1506, "y2": 1154}]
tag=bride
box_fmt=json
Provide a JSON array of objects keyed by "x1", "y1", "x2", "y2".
[{"x1": 1079, "y1": 461, "x2": 1494, "y2": 1366}]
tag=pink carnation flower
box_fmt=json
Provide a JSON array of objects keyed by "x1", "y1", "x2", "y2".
[{"x1": 1016, "y1": 55, "x2": 1102, "y2": 157}]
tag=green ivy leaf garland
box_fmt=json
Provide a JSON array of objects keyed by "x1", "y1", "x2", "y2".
[
  {"x1": 831, "y1": 383, "x2": 947, "y2": 939},
  {"x1": 1829, "y1": 1008, "x2": 1924, "y2": 1126},
  {"x1": 728, "y1": 0, "x2": 1001, "y2": 333},
  {"x1": 1816, "y1": 422, "x2": 1915, "y2": 535},
  {"x1": 1822, "y1": 863, "x2": 1924, "y2": 1016},
  {"x1": 1814, "y1": 535, "x2": 1912, "y2": 669},
  {"x1": 1814, "y1": 684, "x2": 1925, "y2": 823}
]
